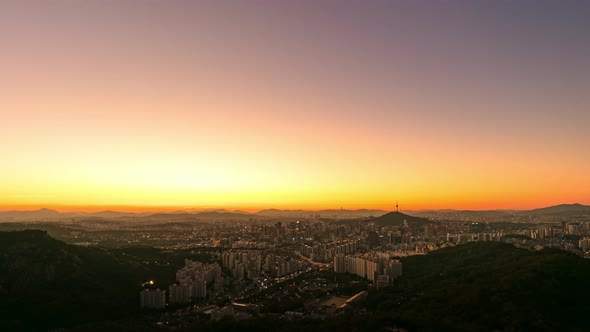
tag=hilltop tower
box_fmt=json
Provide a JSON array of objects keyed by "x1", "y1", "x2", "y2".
[{"x1": 396, "y1": 201, "x2": 399, "y2": 213}]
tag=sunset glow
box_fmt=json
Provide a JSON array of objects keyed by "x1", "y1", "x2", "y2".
[{"x1": 1, "y1": 1, "x2": 589, "y2": 212}]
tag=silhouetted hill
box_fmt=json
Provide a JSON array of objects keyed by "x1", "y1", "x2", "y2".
[
  {"x1": 0, "y1": 208, "x2": 82, "y2": 221},
  {"x1": 409, "y1": 203, "x2": 590, "y2": 220},
  {"x1": 370, "y1": 211, "x2": 431, "y2": 227},
  {"x1": 135, "y1": 211, "x2": 253, "y2": 223},
  {"x1": 88, "y1": 210, "x2": 150, "y2": 219},
  {"x1": 193, "y1": 211, "x2": 253, "y2": 219},
  {"x1": 369, "y1": 242, "x2": 590, "y2": 331},
  {"x1": 255, "y1": 209, "x2": 305, "y2": 217},
  {"x1": 524, "y1": 203, "x2": 590, "y2": 216},
  {"x1": 409, "y1": 209, "x2": 515, "y2": 220},
  {"x1": 0, "y1": 209, "x2": 146, "y2": 222},
  {"x1": 0, "y1": 230, "x2": 173, "y2": 331},
  {"x1": 140, "y1": 212, "x2": 198, "y2": 221}
]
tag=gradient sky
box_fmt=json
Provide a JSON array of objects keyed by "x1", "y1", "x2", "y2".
[{"x1": 1, "y1": 0, "x2": 589, "y2": 212}]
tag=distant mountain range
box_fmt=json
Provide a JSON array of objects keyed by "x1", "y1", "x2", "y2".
[
  {"x1": 0, "y1": 208, "x2": 153, "y2": 222},
  {"x1": 409, "y1": 209, "x2": 516, "y2": 219},
  {"x1": 0, "y1": 203, "x2": 588, "y2": 222},
  {"x1": 525, "y1": 203, "x2": 590, "y2": 216},
  {"x1": 0, "y1": 208, "x2": 387, "y2": 222},
  {"x1": 408, "y1": 203, "x2": 590, "y2": 221}
]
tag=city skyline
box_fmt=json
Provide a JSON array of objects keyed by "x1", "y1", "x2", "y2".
[{"x1": 2, "y1": 1, "x2": 589, "y2": 211}]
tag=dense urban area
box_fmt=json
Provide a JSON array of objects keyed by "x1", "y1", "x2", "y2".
[{"x1": 1, "y1": 204, "x2": 589, "y2": 331}]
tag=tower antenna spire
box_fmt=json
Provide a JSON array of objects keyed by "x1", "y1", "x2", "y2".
[{"x1": 396, "y1": 201, "x2": 399, "y2": 213}]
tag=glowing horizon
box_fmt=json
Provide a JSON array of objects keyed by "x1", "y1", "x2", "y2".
[
  {"x1": 1, "y1": 198, "x2": 588, "y2": 215},
  {"x1": 1, "y1": 200, "x2": 588, "y2": 214},
  {"x1": 1, "y1": 1, "x2": 589, "y2": 212}
]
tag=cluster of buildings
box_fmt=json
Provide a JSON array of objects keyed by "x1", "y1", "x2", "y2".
[
  {"x1": 529, "y1": 227, "x2": 558, "y2": 239},
  {"x1": 171, "y1": 259, "x2": 223, "y2": 304},
  {"x1": 333, "y1": 253, "x2": 402, "y2": 288},
  {"x1": 265, "y1": 253, "x2": 304, "y2": 278},
  {"x1": 230, "y1": 240, "x2": 270, "y2": 249},
  {"x1": 222, "y1": 250, "x2": 263, "y2": 280},
  {"x1": 139, "y1": 288, "x2": 166, "y2": 309},
  {"x1": 529, "y1": 222, "x2": 590, "y2": 240},
  {"x1": 445, "y1": 232, "x2": 503, "y2": 244},
  {"x1": 521, "y1": 222, "x2": 590, "y2": 256},
  {"x1": 562, "y1": 221, "x2": 590, "y2": 235},
  {"x1": 137, "y1": 210, "x2": 590, "y2": 318},
  {"x1": 222, "y1": 250, "x2": 305, "y2": 280},
  {"x1": 139, "y1": 260, "x2": 223, "y2": 309},
  {"x1": 299, "y1": 239, "x2": 361, "y2": 263},
  {"x1": 578, "y1": 237, "x2": 590, "y2": 251}
]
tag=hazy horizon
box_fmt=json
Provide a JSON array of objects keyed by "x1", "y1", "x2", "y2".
[{"x1": 0, "y1": 202, "x2": 588, "y2": 214}]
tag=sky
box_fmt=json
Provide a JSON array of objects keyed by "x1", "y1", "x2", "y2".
[{"x1": 1, "y1": 0, "x2": 589, "y2": 212}]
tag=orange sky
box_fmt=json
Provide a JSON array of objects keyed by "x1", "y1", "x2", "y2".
[{"x1": 1, "y1": 1, "x2": 589, "y2": 212}]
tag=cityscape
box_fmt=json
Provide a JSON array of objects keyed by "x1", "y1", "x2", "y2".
[
  {"x1": 1, "y1": 1, "x2": 590, "y2": 331},
  {"x1": 1, "y1": 203, "x2": 590, "y2": 330}
]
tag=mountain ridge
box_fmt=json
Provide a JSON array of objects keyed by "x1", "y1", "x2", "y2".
[{"x1": 1, "y1": 203, "x2": 589, "y2": 222}]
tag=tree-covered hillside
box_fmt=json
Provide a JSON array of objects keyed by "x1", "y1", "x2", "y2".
[
  {"x1": 0, "y1": 230, "x2": 214, "y2": 331},
  {"x1": 369, "y1": 242, "x2": 590, "y2": 331}
]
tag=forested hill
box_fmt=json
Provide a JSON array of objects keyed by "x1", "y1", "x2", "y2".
[
  {"x1": 369, "y1": 242, "x2": 590, "y2": 331},
  {"x1": 0, "y1": 230, "x2": 212, "y2": 331}
]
